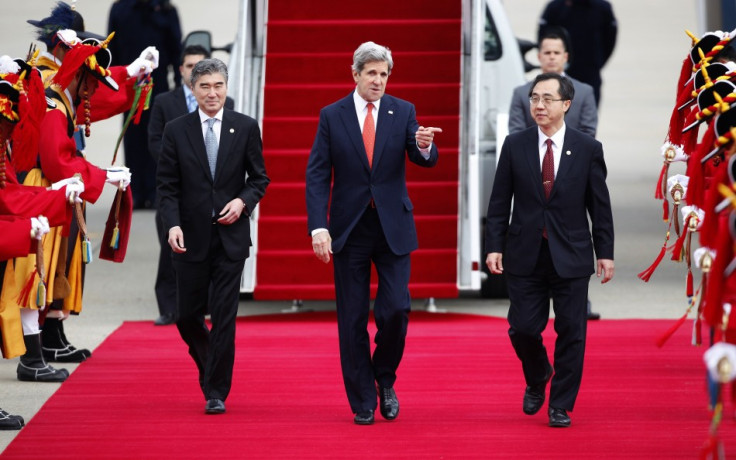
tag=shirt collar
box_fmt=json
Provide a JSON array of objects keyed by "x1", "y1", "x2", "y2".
[
  {"x1": 538, "y1": 123, "x2": 566, "y2": 149},
  {"x1": 198, "y1": 107, "x2": 224, "y2": 123},
  {"x1": 353, "y1": 90, "x2": 380, "y2": 112},
  {"x1": 183, "y1": 85, "x2": 194, "y2": 99}
]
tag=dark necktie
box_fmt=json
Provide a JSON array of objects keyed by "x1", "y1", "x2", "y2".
[
  {"x1": 542, "y1": 138, "x2": 554, "y2": 199},
  {"x1": 363, "y1": 103, "x2": 375, "y2": 167}
]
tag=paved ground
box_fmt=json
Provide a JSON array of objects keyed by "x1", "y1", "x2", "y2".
[{"x1": 0, "y1": 0, "x2": 701, "y2": 453}]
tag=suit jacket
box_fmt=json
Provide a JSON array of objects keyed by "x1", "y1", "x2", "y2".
[
  {"x1": 306, "y1": 92, "x2": 438, "y2": 255},
  {"x1": 508, "y1": 77, "x2": 598, "y2": 137},
  {"x1": 157, "y1": 108, "x2": 270, "y2": 262},
  {"x1": 484, "y1": 126, "x2": 613, "y2": 278},
  {"x1": 148, "y1": 87, "x2": 235, "y2": 162}
]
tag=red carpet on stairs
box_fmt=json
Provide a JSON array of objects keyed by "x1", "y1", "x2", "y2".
[
  {"x1": 2, "y1": 312, "x2": 727, "y2": 459},
  {"x1": 256, "y1": 0, "x2": 461, "y2": 300}
]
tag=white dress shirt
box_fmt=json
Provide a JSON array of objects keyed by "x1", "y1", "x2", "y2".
[{"x1": 537, "y1": 124, "x2": 566, "y2": 178}]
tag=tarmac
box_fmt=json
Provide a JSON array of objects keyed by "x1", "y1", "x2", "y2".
[{"x1": 0, "y1": 0, "x2": 702, "y2": 453}]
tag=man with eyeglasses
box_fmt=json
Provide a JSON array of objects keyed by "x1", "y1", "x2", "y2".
[
  {"x1": 508, "y1": 31, "x2": 597, "y2": 137},
  {"x1": 485, "y1": 73, "x2": 614, "y2": 427},
  {"x1": 509, "y1": 32, "x2": 600, "y2": 321}
]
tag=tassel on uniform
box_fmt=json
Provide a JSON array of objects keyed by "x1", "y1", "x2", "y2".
[
  {"x1": 110, "y1": 224, "x2": 120, "y2": 250},
  {"x1": 671, "y1": 228, "x2": 687, "y2": 261},
  {"x1": 35, "y1": 281, "x2": 46, "y2": 309},
  {"x1": 656, "y1": 162, "x2": 668, "y2": 200},
  {"x1": 638, "y1": 224, "x2": 673, "y2": 282},
  {"x1": 656, "y1": 308, "x2": 691, "y2": 348},
  {"x1": 694, "y1": 314, "x2": 703, "y2": 346},
  {"x1": 82, "y1": 236, "x2": 92, "y2": 264},
  {"x1": 16, "y1": 271, "x2": 36, "y2": 308}
]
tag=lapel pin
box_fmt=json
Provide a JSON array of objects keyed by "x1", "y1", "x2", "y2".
[
  {"x1": 388, "y1": 110, "x2": 394, "y2": 115},
  {"x1": 229, "y1": 128, "x2": 235, "y2": 133},
  {"x1": 566, "y1": 150, "x2": 571, "y2": 156}
]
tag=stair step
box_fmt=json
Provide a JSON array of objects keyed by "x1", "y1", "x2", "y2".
[
  {"x1": 260, "y1": 181, "x2": 458, "y2": 217},
  {"x1": 259, "y1": 215, "x2": 458, "y2": 250},
  {"x1": 266, "y1": 19, "x2": 461, "y2": 54},
  {"x1": 262, "y1": 115, "x2": 458, "y2": 150},
  {"x1": 263, "y1": 83, "x2": 460, "y2": 117},
  {"x1": 263, "y1": 149, "x2": 459, "y2": 183},
  {"x1": 265, "y1": 52, "x2": 460, "y2": 85},
  {"x1": 268, "y1": 0, "x2": 460, "y2": 21},
  {"x1": 256, "y1": 248, "x2": 456, "y2": 285},
  {"x1": 254, "y1": 282, "x2": 458, "y2": 301}
]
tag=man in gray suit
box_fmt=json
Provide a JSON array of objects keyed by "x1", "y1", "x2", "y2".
[{"x1": 508, "y1": 32, "x2": 597, "y2": 137}]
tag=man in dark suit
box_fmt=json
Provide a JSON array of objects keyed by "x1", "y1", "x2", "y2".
[
  {"x1": 108, "y1": 0, "x2": 183, "y2": 209},
  {"x1": 509, "y1": 32, "x2": 597, "y2": 136},
  {"x1": 509, "y1": 32, "x2": 600, "y2": 320},
  {"x1": 306, "y1": 41, "x2": 441, "y2": 425},
  {"x1": 485, "y1": 73, "x2": 614, "y2": 428},
  {"x1": 148, "y1": 45, "x2": 234, "y2": 326},
  {"x1": 157, "y1": 58, "x2": 269, "y2": 414}
]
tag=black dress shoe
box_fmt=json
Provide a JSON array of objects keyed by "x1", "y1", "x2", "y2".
[
  {"x1": 522, "y1": 365, "x2": 553, "y2": 415},
  {"x1": 205, "y1": 399, "x2": 226, "y2": 414},
  {"x1": 353, "y1": 410, "x2": 374, "y2": 425},
  {"x1": 154, "y1": 314, "x2": 176, "y2": 326},
  {"x1": 0, "y1": 410, "x2": 24, "y2": 430},
  {"x1": 548, "y1": 407, "x2": 571, "y2": 427},
  {"x1": 17, "y1": 362, "x2": 69, "y2": 382},
  {"x1": 587, "y1": 311, "x2": 601, "y2": 320},
  {"x1": 378, "y1": 387, "x2": 400, "y2": 420}
]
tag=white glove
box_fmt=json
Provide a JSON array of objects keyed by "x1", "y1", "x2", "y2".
[
  {"x1": 30, "y1": 216, "x2": 50, "y2": 241},
  {"x1": 106, "y1": 167, "x2": 131, "y2": 190},
  {"x1": 138, "y1": 46, "x2": 159, "y2": 69},
  {"x1": 50, "y1": 175, "x2": 82, "y2": 191},
  {"x1": 126, "y1": 57, "x2": 154, "y2": 79},
  {"x1": 704, "y1": 341, "x2": 736, "y2": 383},
  {"x1": 65, "y1": 181, "x2": 85, "y2": 203}
]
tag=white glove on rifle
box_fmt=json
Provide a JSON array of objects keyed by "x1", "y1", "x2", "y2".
[
  {"x1": 30, "y1": 215, "x2": 50, "y2": 240},
  {"x1": 126, "y1": 58, "x2": 154, "y2": 79},
  {"x1": 138, "y1": 46, "x2": 159, "y2": 69},
  {"x1": 126, "y1": 46, "x2": 159, "y2": 78},
  {"x1": 105, "y1": 167, "x2": 131, "y2": 190},
  {"x1": 50, "y1": 175, "x2": 82, "y2": 191},
  {"x1": 65, "y1": 181, "x2": 85, "y2": 203}
]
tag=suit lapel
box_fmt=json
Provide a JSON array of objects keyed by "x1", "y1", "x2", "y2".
[
  {"x1": 184, "y1": 112, "x2": 214, "y2": 183},
  {"x1": 338, "y1": 93, "x2": 371, "y2": 172},
  {"x1": 215, "y1": 110, "x2": 235, "y2": 181},
  {"x1": 523, "y1": 132, "x2": 546, "y2": 201},
  {"x1": 372, "y1": 96, "x2": 395, "y2": 171},
  {"x1": 553, "y1": 131, "x2": 576, "y2": 199},
  {"x1": 175, "y1": 87, "x2": 189, "y2": 114}
]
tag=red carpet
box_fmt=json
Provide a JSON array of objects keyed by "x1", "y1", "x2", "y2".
[
  {"x1": 2, "y1": 312, "x2": 726, "y2": 459},
  {"x1": 256, "y1": 0, "x2": 461, "y2": 300}
]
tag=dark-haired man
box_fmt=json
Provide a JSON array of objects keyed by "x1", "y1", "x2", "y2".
[
  {"x1": 148, "y1": 45, "x2": 234, "y2": 326},
  {"x1": 485, "y1": 73, "x2": 614, "y2": 427},
  {"x1": 509, "y1": 32, "x2": 597, "y2": 137},
  {"x1": 158, "y1": 59, "x2": 269, "y2": 414}
]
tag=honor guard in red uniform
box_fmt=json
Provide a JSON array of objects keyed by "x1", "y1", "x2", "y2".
[{"x1": 0, "y1": 29, "x2": 134, "y2": 381}]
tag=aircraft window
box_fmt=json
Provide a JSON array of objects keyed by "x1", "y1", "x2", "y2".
[{"x1": 485, "y1": 6, "x2": 502, "y2": 61}]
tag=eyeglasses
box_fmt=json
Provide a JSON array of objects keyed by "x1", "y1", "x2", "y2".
[{"x1": 529, "y1": 96, "x2": 565, "y2": 106}]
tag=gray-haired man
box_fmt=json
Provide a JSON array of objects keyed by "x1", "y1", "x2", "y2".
[
  {"x1": 306, "y1": 42, "x2": 441, "y2": 425},
  {"x1": 157, "y1": 58, "x2": 270, "y2": 414}
]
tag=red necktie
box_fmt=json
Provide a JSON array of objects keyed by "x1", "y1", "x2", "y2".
[
  {"x1": 542, "y1": 139, "x2": 554, "y2": 239},
  {"x1": 363, "y1": 103, "x2": 375, "y2": 167},
  {"x1": 542, "y1": 138, "x2": 554, "y2": 199}
]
